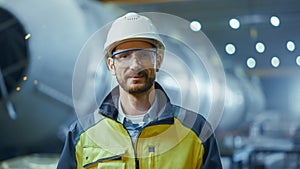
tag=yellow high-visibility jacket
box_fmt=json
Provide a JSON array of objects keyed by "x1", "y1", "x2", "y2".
[{"x1": 57, "y1": 83, "x2": 222, "y2": 169}]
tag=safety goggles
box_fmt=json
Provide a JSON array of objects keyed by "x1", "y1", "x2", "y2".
[{"x1": 111, "y1": 48, "x2": 157, "y2": 65}]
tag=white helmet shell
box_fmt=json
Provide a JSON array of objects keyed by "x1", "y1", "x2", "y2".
[{"x1": 104, "y1": 12, "x2": 165, "y2": 59}]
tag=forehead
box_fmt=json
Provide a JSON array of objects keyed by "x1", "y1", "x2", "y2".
[{"x1": 115, "y1": 40, "x2": 154, "y2": 51}]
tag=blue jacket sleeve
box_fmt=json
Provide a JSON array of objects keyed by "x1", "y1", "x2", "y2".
[
  {"x1": 201, "y1": 132, "x2": 223, "y2": 169},
  {"x1": 57, "y1": 124, "x2": 78, "y2": 169}
]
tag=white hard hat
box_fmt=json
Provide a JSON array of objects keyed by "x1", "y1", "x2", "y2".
[{"x1": 104, "y1": 12, "x2": 165, "y2": 59}]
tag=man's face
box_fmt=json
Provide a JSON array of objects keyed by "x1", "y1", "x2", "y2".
[{"x1": 107, "y1": 41, "x2": 161, "y2": 94}]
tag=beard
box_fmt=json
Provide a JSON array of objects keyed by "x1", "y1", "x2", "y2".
[{"x1": 116, "y1": 69, "x2": 155, "y2": 94}]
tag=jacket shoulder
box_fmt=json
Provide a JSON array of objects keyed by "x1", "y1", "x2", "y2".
[
  {"x1": 173, "y1": 105, "x2": 213, "y2": 142},
  {"x1": 69, "y1": 109, "x2": 105, "y2": 142}
]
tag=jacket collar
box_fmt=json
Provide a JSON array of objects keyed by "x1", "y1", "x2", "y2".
[{"x1": 99, "y1": 82, "x2": 174, "y2": 123}]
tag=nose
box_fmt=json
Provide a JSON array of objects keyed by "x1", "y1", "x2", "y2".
[{"x1": 129, "y1": 54, "x2": 142, "y2": 71}]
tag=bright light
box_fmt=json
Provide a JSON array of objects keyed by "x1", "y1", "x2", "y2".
[
  {"x1": 255, "y1": 42, "x2": 265, "y2": 53},
  {"x1": 247, "y1": 57, "x2": 256, "y2": 68},
  {"x1": 23, "y1": 76, "x2": 28, "y2": 81},
  {"x1": 287, "y1": 41, "x2": 296, "y2": 51},
  {"x1": 16, "y1": 86, "x2": 21, "y2": 91},
  {"x1": 270, "y1": 16, "x2": 280, "y2": 27},
  {"x1": 271, "y1": 56, "x2": 280, "y2": 67},
  {"x1": 190, "y1": 21, "x2": 202, "y2": 31},
  {"x1": 229, "y1": 18, "x2": 240, "y2": 29},
  {"x1": 225, "y1": 43, "x2": 236, "y2": 55},
  {"x1": 296, "y1": 56, "x2": 300, "y2": 66},
  {"x1": 25, "y1": 34, "x2": 31, "y2": 40}
]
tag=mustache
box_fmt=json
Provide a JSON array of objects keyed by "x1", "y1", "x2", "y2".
[{"x1": 127, "y1": 70, "x2": 148, "y2": 78}]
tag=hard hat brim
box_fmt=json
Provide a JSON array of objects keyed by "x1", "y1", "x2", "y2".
[{"x1": 104, "y1": 37, "x2": 165, "y2": 59}]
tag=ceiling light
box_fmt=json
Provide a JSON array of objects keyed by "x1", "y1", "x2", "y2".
[
  {"x1": 255, "y1": 42, "x2": 265, "y2": 53},
  {"x1": 271, "y1": 56, "x2": 280, "y2": 67},
  {"x1": 287, "y1": 41, "x2": 296, "y2": 52},
  {"x1": 190, "y1": 21, "x2": 201, "y2": 31},
  {"x1": 247, "y1": 57, "x2": 256, "y2": 68},
  {"x1": 225, "y1": 43, "x2": 236, "y2": 55},
  {"x1": 296, "y1": 56, "x2": 300, "y2": 66},
  {"x1": 270, "y1": 16, "x2": 280, "y2": 27},
  {"x1": 229, "y1": 18, "x2": 240, "y2": 29}
]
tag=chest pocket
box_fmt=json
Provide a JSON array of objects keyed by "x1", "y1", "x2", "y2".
[{"x1": 82, "y1": 147, "x2": 126, "y2": 169}]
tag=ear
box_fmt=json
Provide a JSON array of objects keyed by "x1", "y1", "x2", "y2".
[
  {"x1": 107, "y1": 58, "x2": 116, "y2": 75},
  {"x1": 156, "y1": 54, "x2": 162, "y2": 72}
]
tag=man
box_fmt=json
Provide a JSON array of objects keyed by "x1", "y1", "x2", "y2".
[{"x1": 57, "y1": 12, "x2": 222, "y2": 169}]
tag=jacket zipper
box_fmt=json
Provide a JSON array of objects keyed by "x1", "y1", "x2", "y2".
[
  {"x1": 117, "y1": 121, "x2": 140, "y2": 169},
  {"x1": 116, "y1": 119, "x2": 173, "y2": 169},
  {"x1": 120, "y1": 121, "x2": 154, "y2": 169},
  {"x1": 133, "y1": 121, "x2": 159, "y2": 169}
]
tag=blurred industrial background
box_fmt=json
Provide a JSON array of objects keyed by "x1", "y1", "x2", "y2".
[{"x1": 0, "y1": 0, "x2": 300, "y2": 168}]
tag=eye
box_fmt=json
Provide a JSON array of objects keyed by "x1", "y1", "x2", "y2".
[
  {"x1": 140, "y1": 50, "x2": 156, "y2": 59},
  {"x1": 112, "y1": 50, "x2": 130, "y2": 59},
  {"x1": 118, "y1": 53, "x2": 129, "y2": 59}
]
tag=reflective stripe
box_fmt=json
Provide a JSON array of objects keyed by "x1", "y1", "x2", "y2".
[{"x1": 83, "y1": 154, "x2": 124, "y2": 168}]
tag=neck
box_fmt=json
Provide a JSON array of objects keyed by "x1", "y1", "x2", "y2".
[{"x1": 119, "y1": 85, "x2": 155, "y2": 116}]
